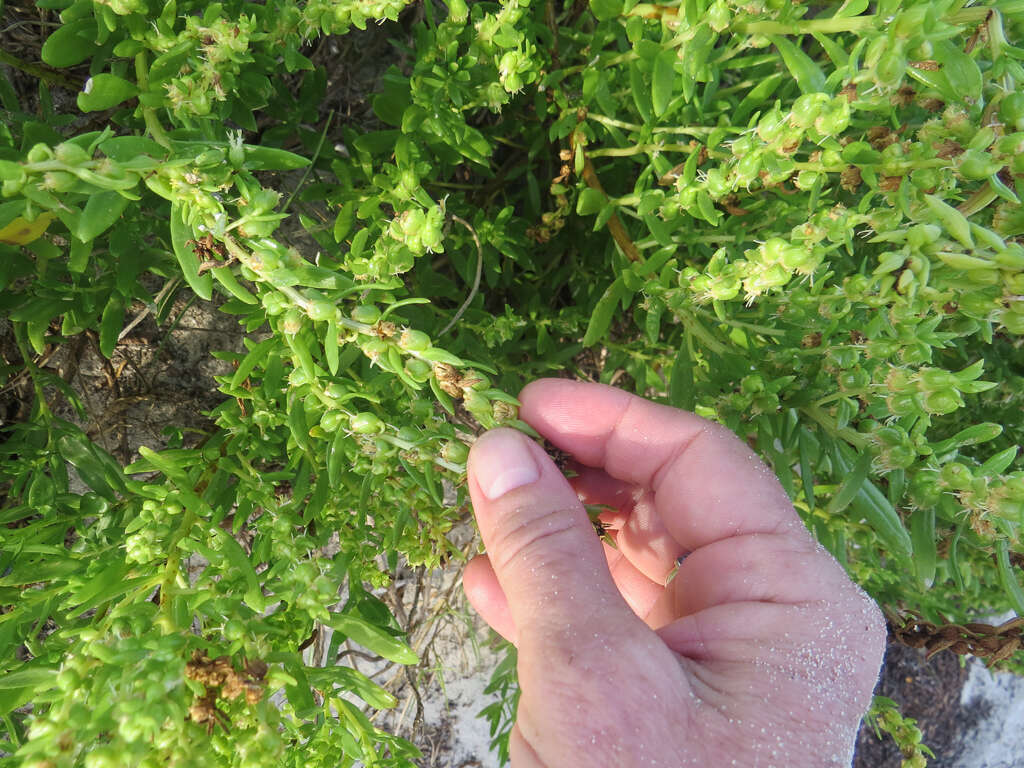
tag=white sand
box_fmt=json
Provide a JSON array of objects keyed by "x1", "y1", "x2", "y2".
[{"x1": 954, "y1": 658, "x2": 1024, "y2": 768}]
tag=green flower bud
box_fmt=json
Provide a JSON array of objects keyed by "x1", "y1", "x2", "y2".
[
  {"x1": 41, "y1": 171, "x2": 77, "y2": 192},
  {"x1": 707, "y1": 0, "x2": 730, "y2": 30},
  {"x1": 281, "y1": 310, "x2": 303, "y2": 335},
  {"x1": 957, "y1": 148, "x2": 1003, "y2": 180},
  {"x1": 351, "y1": 304, "x2": 381, "y2": 324},
  {"x1": 26, "y1": 143, "x2": 54, "y2": 164},
  {"x1": 404, "y1": 357, "x2": 432, "y2": 382},
  {"x1": 447, "y1": 0, "x2": 469, "y2": 23},
  {"x1": 320, "y1": 410, "x2": 344, "y2": 432},
  {"x1": 399, "y1": 329, "x2": 431, "y2": 351},
  {"x1": 308, "y1": 300, "x2": 336, "y2": 322},
  {"x1": 790, "y1": 93, "x2": 830, "y2": 130},
  {"x1": 56, "y1": 666, "x2": 83, "y2": 692},
  {"x1": 940, "y1": 462, "x2": 973, "y2": 490},
  {"x1": 740, "y1": 374, "x2": 765, "y2": 394},
  {"x1": 441, "y1": 440, "x2": 470, "y2": 464},
  {"x1": 362, "y1": 339, "x2": 387, "y2": 364},
  {"x1": 757, "y1": 108, "x2": 788, "y2": 144},
  {"x1": 813, "y1": 99, "x2": 851, "y2": 136},
  {"x1": 881, "y1": 443, "x2": 916, "y2": 469},
  {"x1": 876, "y1": 47, "x2": 906, "y2": 88},
  {"x1": 261, "y1": 292, "x2": 289, "y2": 316},
  {"x1": 839, "y1": 368, "x2": 870, "y2": 391},
  {"x1": 995, "y1": 132, "x2": 1024, "y2": 158},
  {"x1": 463, "y1": 389, "x2": 491, "y2": 418},
  {"x1": 999, "y1": 93, "x2": 1024, "y2": 131},
  {"x1": 349, "y1": 412, "x2": 385, "y2": 434},
  {"x1": 923, "y1": 390, "x2": 962, "y2": 415},
  {"x1": 867, "y1": 339, "x2": 899, "y2": 359},
  {"x1": 917, "y1": 368, "x2": 957, "y2": 392},
  {"x1": 732, "y1": 153, "x2": 762, "y2": 186},
  {"x1": 795, "y1": 170, "x2": 822, "y2": 191},
  {"x1": 459, "y1": 370, "x2": 490, "y2": 391},
  {"x1": 85, "y1": 747, "x2": 119, "y2": 768},
  {"x1": 910, "y1": 167, "x2": 940, "y2": 190}
]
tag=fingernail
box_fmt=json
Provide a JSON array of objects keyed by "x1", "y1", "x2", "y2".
[{"x1": 473, "y1": 430, "x2": 540, "y2": 500}]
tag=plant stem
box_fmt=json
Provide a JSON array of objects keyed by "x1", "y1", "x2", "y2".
[
  {"x1": 626, "y1": 5, "x2": 989, "y2": 33},
  {"x1": 574, "y1": 134, "x2": 643, "y2": 262},
  {"x1": 673, "y1": 306, "x2": 729, "y2": 355},
  {"x1": 134, "y1": 53, "x2": 171, "y2": 149},
  {"x1": 0, "y1": 50, "x2": 82, "y2": 90},
  {"x1": 801, "y1": 402, "x2": 870, "y2": 450},
  {"x1": 589, "y1": 142, "x2": 698, "y2": 158},
  {"x1": 439, "y1": 215, "x2": 483, "y2": 337},
  {"x1": 693, "y1": 306, "x2": 786, "y2": 336},
  {"x1": 160, "y1": 506, "x2": 198, "y2": 623},
  {"x1": 12, "y1": 325, "x2": 51, "y2": 421},
  {"x1": 587, "y1": 112, "x2": 737, "y2": 137}
]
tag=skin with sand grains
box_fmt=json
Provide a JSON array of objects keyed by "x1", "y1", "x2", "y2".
[{"x1": 462, "y1": 378, "x2": 886, "y2": 768}]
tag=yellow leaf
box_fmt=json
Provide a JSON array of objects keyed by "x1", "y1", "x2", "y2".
[{"x1": 0, "y1": 213, "x2": 55, "y2": 246}]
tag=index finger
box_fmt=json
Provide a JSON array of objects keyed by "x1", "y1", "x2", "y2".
[{"x1": 518, "y1": 378, "x2": 804, "y2": 552}]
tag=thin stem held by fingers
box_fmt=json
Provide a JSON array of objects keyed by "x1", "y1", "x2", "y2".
[{"x1": 439, "y1": 215, "x2": 483, "y2": 337}]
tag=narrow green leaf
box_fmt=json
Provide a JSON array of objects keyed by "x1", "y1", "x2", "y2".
[
  {"x1": 216, "y1": 529, "x2": 265, "y2": 612},
  {"x1": 98, "y1": 135, "x2": 166, "y2": 162},
  {"x1": 57, "y1": 433, "x2": 116, "y2": 501},
  {"x1": 930, "y1": 422, "x2": 1003, "y2": 454},
  {"x1": 306, "y1": 666, "x2": 397, "y2": 709},
  {"x1": 852, "y1": 480, "x2": 914, "y2": 563},
  {"x1": 211, "y1": 266, "x2": 257, "y2": 304},
  {"x1": 98, "y1": 293, "x2": 124, "y2": 358},
  {"x1": 169, "y1": 205, "x2": 212, "y2": 300},
  {"x1": 0, "y1": 666, "x2": 57, "y2": 690},
  {"x1": 327, "y1": 429, "x2": 347, "y2": 487},
  {"x1": 323, "y1": 612, "x2": 418, "y2": 664},
  {"x1": 981, "y1": 446, "x2": 1019, "y2": 475},
  {"x1": 949, "y1": 524, "x2": 965, "y2": 592},
  {"x1": 668, "y1": 340, "x2": 695, "y2": 411},
  {"x1": 733, "y1": 72, "x2": 783, "y2": 125},
  {"x1": 325, "y1": 318, "x2": 339, "y2": 375},
  {"x1": 924, "y1": 194, "x2": 974, "y2": 249},
  {"x1": 996, "y1": 540, "x2": 1024, "y2": 615},
  {"x1": 940, "y1": 42, "x2": 982, "y2": 97},
  {"x1": 136, "y1": 445, "x2": 189, "y2": 483},
  {"x1": 287, "y1": 394, "x2": 310, "y2": 453},
  {"x1": 243, "y1": 145, "x2": 311, "y2": 171},
  {"x1": 231, "y1": 337, "x2": 277, "y2": 389},
  {"x1": 770, "y1": 36, "x2": 826, "y2": 93},
  {"x1": 583, "y1": 278, "x2": 629, "y2": 347},
  {"x1": 629, "y1": 62, "x2": 652, "y2": 123},
  {"x1": 652, "y1": 48, "x2": 676, "y2": 118},
  {"x1": 798, "y1": 429, "x2": 816, "y2": 510},
  {"x1": 909, "y1": 508, "x2": 936, "y2": 588},
  {"x1": 826, "y1": 452, "x2": 871, "y2": 515}
]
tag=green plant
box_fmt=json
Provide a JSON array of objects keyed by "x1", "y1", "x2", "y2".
[
  {"x1": 864, "y1": 695, "x2": 935, "y2": 768},
  {"x1": 1, "y1": 0, "x2": 1023, "y2": 765}
]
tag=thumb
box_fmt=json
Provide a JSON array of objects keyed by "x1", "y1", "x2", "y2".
[{"x1": 467, "y1": 428, "x2": 637, "y2": 648}]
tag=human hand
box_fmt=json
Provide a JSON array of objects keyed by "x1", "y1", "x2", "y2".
[{"x1": 462, "y1": 379, "x2": 885, "y2": 768}]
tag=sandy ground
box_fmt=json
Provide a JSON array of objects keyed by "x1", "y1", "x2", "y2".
[{"x1": 953, "y1": 660, "x2": 1024, "y2": 768}]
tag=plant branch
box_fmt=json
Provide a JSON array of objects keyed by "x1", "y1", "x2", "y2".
[{"x1": 439, "y1": 215, "x2": 483, "y2": 337}]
